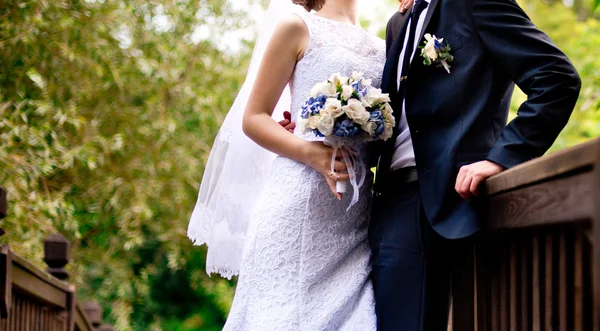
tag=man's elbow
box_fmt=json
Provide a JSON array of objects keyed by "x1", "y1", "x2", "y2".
[
  {"x1": 571, "y1": 69, "x2": 582, "y2": 99},
  {"x1": 565, "y1": 61, "x2": 582, "y2": 102},
  {"x1": 556, "y1": 62, "x2": 581, "y2": 118},
  {"x1": 555, "y1": 65, "x2": 581, "y2": 128},
  {"x1": 563, "y1": 67, "x2": 581, "y2": 121}
]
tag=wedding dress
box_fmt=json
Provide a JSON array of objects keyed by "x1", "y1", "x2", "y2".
[{"x1": 221, "y1": 13, "x2": 386, "y2": 330}]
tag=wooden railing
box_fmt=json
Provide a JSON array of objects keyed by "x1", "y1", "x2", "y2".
[
  {"x1": 0, "y1": 188, "x2": 115, "y2": 331},
  {"x1": 452, "y1": 137, "x2": 600, "y2": 331}
]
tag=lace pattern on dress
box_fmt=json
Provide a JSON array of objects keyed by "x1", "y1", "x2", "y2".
[{"x1": 222, "y1": 12, "x2": 386, "y2": 330}]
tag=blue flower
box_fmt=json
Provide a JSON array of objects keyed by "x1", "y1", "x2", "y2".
[
  {"x1": 333, "y1": 119, "x2": 360, "y2": 137},
  {"x1": 301, "y1": 95, "x2": 327, "y2": 119},
  {"x1": 434, "y1": 39, "x2": 444, "y2": 51},
  {"x1": 351, "y1": 80, "x2": 368, "y2": 98},
  {"x1": 370, "y1": 110, "x2": 383, "y2": 122}
]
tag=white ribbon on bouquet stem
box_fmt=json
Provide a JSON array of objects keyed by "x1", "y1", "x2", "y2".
[{"x1": 325, "y1": 139, "x2": 367, "y2": 211}]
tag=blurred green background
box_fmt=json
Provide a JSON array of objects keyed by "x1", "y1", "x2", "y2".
[{"x1": 0, "y1": 0, "x2": 598, "y2": 330}]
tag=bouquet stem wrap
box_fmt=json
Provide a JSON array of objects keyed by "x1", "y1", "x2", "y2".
[{"x1": 325, "y1": 139, "x2": 366, "y2": 211}]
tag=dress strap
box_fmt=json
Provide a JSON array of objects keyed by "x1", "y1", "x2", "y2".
[{"x1": 293, "y1": 12, "x2": 319, "y2": 58}]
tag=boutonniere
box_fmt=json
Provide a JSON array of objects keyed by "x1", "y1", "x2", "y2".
[{"x1": 419, "y1": 34, "x2": 454, "y2": 74}]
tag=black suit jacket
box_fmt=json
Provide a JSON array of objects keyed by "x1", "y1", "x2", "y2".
[{"x1": 377, "y1": 0, "x2": 581, "y2": 239}]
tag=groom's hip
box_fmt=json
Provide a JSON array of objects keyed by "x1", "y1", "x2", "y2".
[
  {"x1": 368, "y1": 168, "x2": 474, "y2": 272},
  {"x1": 374, "y1": 166, "x2": 419, "y2": 197},
  {"x1": 377, "y1": 163, "x2": 483, "y2": 240},
  {"x1": 369, "y1": 173, "x2": 431, "y2": 257}
]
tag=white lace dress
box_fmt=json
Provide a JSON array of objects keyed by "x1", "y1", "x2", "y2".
[{"x1": 223, "y1": 13, "x2": 386, "y2": 331}]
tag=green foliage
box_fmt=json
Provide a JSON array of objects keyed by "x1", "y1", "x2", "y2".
[
  {"x1": 511, "y1": 0, "x2": 600, "y2": 152},
  {"x1": 0, "y1": 0, "x2": 247, "y2": 329}
]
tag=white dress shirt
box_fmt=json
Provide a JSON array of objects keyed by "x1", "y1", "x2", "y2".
[{"x1": 390, "y1": 0, "x2": 431, "y2": 171}]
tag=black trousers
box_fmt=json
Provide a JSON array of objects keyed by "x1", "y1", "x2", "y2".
[{"x1": 369, "y1": 180, "x2": 470, "y2": 331}]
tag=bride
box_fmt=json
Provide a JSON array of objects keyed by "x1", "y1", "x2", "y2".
[{"x1": 188, "y1": 0, "x2": 388, "y2": 329}]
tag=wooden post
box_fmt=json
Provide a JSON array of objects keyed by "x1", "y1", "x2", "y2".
[
  {"x1": 67, "y1": 285, "x2": 76, "y2": 331},
  {"x1": 0, "y1": 186, "x2": 6, "y2": 236},
  {"x1": 0, "y1": 246, "x2": 11, "y2": 318},
  {"x1": 452, "y1": 243, "x2": 475, "y2": 331},
  {"x1": 83, "y1": 300, "x2": 103, "y2": 327},
  {"x1": 43, "y1": 233, "x2": 70, "y2": 280}
]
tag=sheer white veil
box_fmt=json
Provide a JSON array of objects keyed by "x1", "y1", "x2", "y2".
[{"x1": 188, "y1": 0, "x2": 305, "y2": 279}]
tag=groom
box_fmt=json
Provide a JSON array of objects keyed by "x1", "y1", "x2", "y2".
[{"x1": 369, "y1": 0, "x2": 581, "y2": 329}]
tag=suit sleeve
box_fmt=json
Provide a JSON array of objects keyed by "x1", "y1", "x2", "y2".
[
  {"x1": 466, "y1": 0, "x2": 581, "y2": 169},
  {"x1": 385, "y1": 13, "x2": 396, "y2": 54}
]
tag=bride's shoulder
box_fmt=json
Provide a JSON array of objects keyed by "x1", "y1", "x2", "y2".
[
  {"x1": 275, "y1": 13, "x2": 309, "y2": 36},
  {"x1": 366, "y1": 33, "x2": 386, "y2": 54},
  {"x1": 368, "y1": 34, "x2": 385, "y2": 46},
  {"x1": 269, "y1": 13, "x2": 310, "y2": 57}
]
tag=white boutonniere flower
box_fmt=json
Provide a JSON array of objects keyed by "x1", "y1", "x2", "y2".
[{"x1": 419, "y1": 34, "x2": 454, "y2": 74}]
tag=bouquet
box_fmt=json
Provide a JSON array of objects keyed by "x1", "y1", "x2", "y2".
[{"x1": 298, "y1": 72, "x2": 396, "y2": 209}]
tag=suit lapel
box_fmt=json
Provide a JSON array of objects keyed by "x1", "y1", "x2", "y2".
[
  {"x1": 384, "y1": 0, "x2": 440, "y2": 103},
  {"x1": 382, "y1": 11, "x2": 411, "y2": 97},
  {"x1": 382, "y1": 33, "x2": 404, "y2": 96},
  {"x1": 415, "y1": 0, "x2": 440, "y2": 59}
]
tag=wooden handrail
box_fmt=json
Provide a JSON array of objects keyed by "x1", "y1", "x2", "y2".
[
  {"x1": 452, "y1": 137, "x2": 600, "y2": 331},
  {"x1": 486, "y1": 137, "x2": 599, "y2": 196},
  {"x1": 0, "y1": 188, "x2": 113, "y2": 331},
  {"x1": 0, "y1": 246, "x2": 97, "y2": 331},
  {"x1": 75, "y1": 299, "x2": 94, "y2": 331}
]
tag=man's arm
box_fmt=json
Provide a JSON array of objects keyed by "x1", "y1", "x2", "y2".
[
  {"x1": 469, "y1": 0, "x2": 580, "y2": 168},
  {"x1": 455, "y1": 0, "x2": 581, "y2": 199},
  {"x1": 385, "y1": 12, "x2": 398, "y2": 54},
  {"x1": 385, "y1": 3, "x2": 412, "y2": 55}
]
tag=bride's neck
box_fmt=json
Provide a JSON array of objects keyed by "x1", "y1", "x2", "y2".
[{"x1": 317, "y1": 0, "x2": 360, "y2": 26}]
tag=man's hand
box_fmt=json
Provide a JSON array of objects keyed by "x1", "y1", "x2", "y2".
[
  {"x1": 455, "y1": 160, "x2": 504, "y2": 200},
  {"x1": 398, "y1": 0, "x2": 412, "y2": 13},
  {"x1": 278, "y1": 111, "x2": 296, "y2": 133}
]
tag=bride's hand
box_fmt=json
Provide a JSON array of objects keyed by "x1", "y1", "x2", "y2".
[{"x1": 302, "y1": 141, "x2": 350, "y2": 200}]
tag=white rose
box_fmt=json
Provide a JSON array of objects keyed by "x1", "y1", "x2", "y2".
[
  {"x1": 324, "y1": 98, "x2": 344, "y2": 118},
  {"x1": 382, "y1": 103, "x2": 395, "y2": 126},
  {"x1": 297, "y1": 118, "x2": 308, "y2": 133},
  {"x1": 361, "y1": 121, "x2": 377, "y2": 136},
  {"x1": 378, "y1": 122, "x2": 393, "y2": 141},
  {"x1": 341, "y1": 84, "x2": 354, "y2": 101},
  {"x1": 307, "y1": 115, "x2": 321, "y2": 130},
  {"x1": 329, "y1": 73, "x2": 349, "y2": 87},
  {"x1": 388, "y1": 117, "x2": 396, "y2": 130},
  {"x1": 343, "y1": 99, "x2": 370, "y2": 125},
  {"x1": 423, "y1": 34, "x2": 439, "y2": 61},
  {"x1": 364, "y1": 87, "x2": 391, "y2": 106},
  {"x1": 376, "y1": 93, "x2": 391, "y2": 105},
  {"x1": 361, "y1": 97, "x2": 371, "y2": 108},
  {"x1": 317, "y1": 112, "x2": 335, "y2": 136},
  {"x1": 352, "y1": 71, "x2": 364, "y2": 81},
  {"x1": 310, "y1": 82, "x2": 337, "y2": 98}
]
